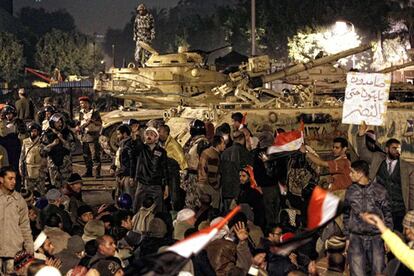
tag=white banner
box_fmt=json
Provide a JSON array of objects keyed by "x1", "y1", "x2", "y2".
[{"x1": 342, "y1": 72, "x2": 391, "y2": 126}]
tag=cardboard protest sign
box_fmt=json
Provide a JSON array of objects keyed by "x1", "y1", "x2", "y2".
[{"x1": 342, "y1": 72, "x2": 391, "y2": 126}]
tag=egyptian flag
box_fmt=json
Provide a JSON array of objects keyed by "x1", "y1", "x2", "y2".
[
  {"x1": 270, "y1": 186, "x2": 342, "y2": 255},
  {"x1": 139, "y1": 206, "x2": 241, "y2": 275},
  {"x1": 239, "y1": 112, "x2": 247, "y2": 129},
  {"x1": 242, "y1": 165, "x2": 262, "y2": 194},
  {"x1": 267, "y1": 122, "x2": 304, "y2": 155}
]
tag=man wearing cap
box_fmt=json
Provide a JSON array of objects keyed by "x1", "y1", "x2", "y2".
[
  {"x1": 173, "y1": 208, "x2": 196, "y2": 240},
  {"x1": 15, "y1": 88, "x2": 35, "y2": 120},
  {"x1": 133, "y1": 3, "x2": 155, "y2": 65},
  {"x1": 134, "y1": 127, "x2": 168, "y2": 213},
  {"x1": 64, "y1": 173, "x2": 87, "y2": 223},
  {"x1": 0, "y1": 166, "x2": 33, "y2": 274},
  {"x1": 19, "y1": 122, "x2": 45, "y2": 194},
  {"x1": 39, "y1": 188, "x2": 73, "y2": 233},
  {"x1": 77, "y1": 96, "x2": 102, "y2": 178}
]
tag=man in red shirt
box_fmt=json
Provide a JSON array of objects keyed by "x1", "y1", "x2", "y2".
[{"x1": 300, "y1": 137, "x2": 352, "y2": 192}]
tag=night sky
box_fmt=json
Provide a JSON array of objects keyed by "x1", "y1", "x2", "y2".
[{"x1": 14, "y1": 0, "x2": 179, "y2": 35}]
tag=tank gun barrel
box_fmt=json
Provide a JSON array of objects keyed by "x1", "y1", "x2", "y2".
[
  {"x1": 376, "y1": 60, "x2": 414, "y2": 73},
  {"x1": 191, "y1": 44, "x2": 232, "y2": 55},
  {"x1": 251, "y1": 43, "x2": 373, "y2": 87}
]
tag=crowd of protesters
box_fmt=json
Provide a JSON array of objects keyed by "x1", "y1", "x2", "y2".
[{"x1": 0, "y1": 89, "x2": 413, "y2": 276}]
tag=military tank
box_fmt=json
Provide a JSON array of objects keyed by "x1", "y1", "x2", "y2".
[
  {"x1": 96, "y1": 42, "x2": 414, "y2": 158},
  {"x1": 94, "y1": 42, "x2": 229, "y2": 109}
]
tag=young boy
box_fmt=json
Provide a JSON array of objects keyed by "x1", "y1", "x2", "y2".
[{"x1": 343, "y1": 160, "x2": 393, "y2": 276}]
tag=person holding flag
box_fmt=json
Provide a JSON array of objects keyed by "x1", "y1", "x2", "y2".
[{"x1": 299, "y1": 137, "x2": 352, "y2": 194}]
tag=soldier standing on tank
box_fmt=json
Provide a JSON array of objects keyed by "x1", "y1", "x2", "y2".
[
  {"x1": 19, "y1": 123, "x2": 45, "y2": 194},
  {"x1": 182, "y1": 120, "x2": 210, "y2": 209},
  {"x1": 76, "y1": 97, "x2": 102, "y2": 178},
  {"x1": 133, "y1": 3, "x2": 155, "y2": 65}
]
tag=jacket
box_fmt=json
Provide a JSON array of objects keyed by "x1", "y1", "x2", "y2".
[
  {"x1": 198, "y1": 146, "x2": 221, "y2": 189},
  {"x1": 19, "y1": 137, "x2": 42, "y2": 179},
  {"x1": 356, "y1": 134, "x2": 414, "y2": 210},
  {"x1": 15, "y1": 97, "x2": 34, "y2": 120},
  {"x1": 0, "y1": 189, "x2": 34, "y2": 257},
  {"x1": 78, "y1": 109, "x2": 102, "y2": 142},
  {"x1": 220, "y1": 143, "x2": 253, "y2": 198},
  {"x1": 114, "y1": 137, "x2": 137, "y2": 177},
  {"x1": 205, "y1": 238, "x2": 252, "y2": 276},
  {"x1": 381, "y1": 229, "x2": 414, "y2": 272},
  {"x1": 39, "y1": 204, "x2": 73, "y2": 233},
  {"x1": 135, "y1": 143, "x2": 168, "y2": 186},
  {"x1": 164, "y1": 135, "x2": 188, "y2": 171},
  {"x1": 343, "y1": 181, "x2": 393, "y2": 237}
]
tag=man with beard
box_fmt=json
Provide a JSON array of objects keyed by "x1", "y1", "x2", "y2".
[
  {"x1": 19, "y1": 122, "x2": 45, "y2": 194},
  {"x1": 183, "y1": 119, "x2": 210, "y2": 209},
  {"x1": 134, "y1": 127, "x2": 168, "y2": 212},
  {"x1": 77, "y1": 97, "x2": 102, "y2": 178},
  {"x1": 158, "y1": 124, "x2": 187, "y2": 211},
  {"x1": 133, "y1": 3, "x2": 155, "y2": 65},
  {"x1": 357, "y1": 122, "x2": 414, "y2": 232},
  {"x1": 300, "y1": 136, "x2": 352, "y2": 193},
  {"x1": 0, "y1": 166, "x2": 33, "y2": 274},
  {"x1": 41, "y1": 113, "x2": 76, "y2": 188},
  {"x1": 112, "y1": 124, "x2": 138, "y2": 199}
]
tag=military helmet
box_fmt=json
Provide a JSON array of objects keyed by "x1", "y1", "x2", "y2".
[
  {"x1": 44, "y1": 106, "x2": 56, "y2": 114},
  {"x1": 27, "y1": 122, "x2": 42, "y2": 132},
  {"x1": 137, "y1": 3, "x2": 146, "y2": 11},
  {"x1": 117, "y1": 193, "x2": 133, "y2": 210},
  {"x1": 1, "y1": 105, "x2": 16, "y2": 116},
  {"x1": 190, "y1": 119, "x2": 206, "y2": 137},
  {"x1": 49, "y1": 113, "x2": 65, "y2": 129}
]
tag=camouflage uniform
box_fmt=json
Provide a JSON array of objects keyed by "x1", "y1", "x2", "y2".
[
  {"x1": 79, "y1": 108, "x2": 102, "y2": 177},
  {"x1": 19, "y1": 136, "x2": 46, "y2": 194},
  {"x1": 41, "y1": 115, "x2": 76, "y2": 188},
  {"x1": 133, "y1": 7, "x2": 155, "y2": 64},
  {"x1": 182, "y1": 135, "x2": 209, "y2": 209}
]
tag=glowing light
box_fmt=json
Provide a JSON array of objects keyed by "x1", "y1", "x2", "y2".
[
  {"x1": 288, "y1": 21, "x2": 361, "y2": 68},
  {"x1": 334, "y1": 21, "x2": 349, "y2": 35}
]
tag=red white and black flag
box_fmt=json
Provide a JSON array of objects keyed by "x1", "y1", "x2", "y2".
[
  {"x1": 267, "y1": 121, "x2": 304, "y2": 155},
  {"x1": 139, "y1": 206, "x2": 241, "y2": 275},
  {"x1": 271, "y1": 186, "x2": 342, "y2": 255}
]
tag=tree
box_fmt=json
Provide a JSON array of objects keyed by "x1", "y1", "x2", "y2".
[
  {"x1": 0, "y1": 32, "x2": 24, "y2": 83},
  {"x1": 35, "y1": 29, "x2": 103, "y2": 76},
  {"x1": 18, "y1": 7, "x2": 76, "y2": 37}
]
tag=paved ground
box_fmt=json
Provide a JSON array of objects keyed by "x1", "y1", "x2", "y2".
[{"x1": 72, "y1": 154, "x2": 115, "y2": 206}]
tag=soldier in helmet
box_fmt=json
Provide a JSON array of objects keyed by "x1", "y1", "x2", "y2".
[
  {"x1": 133, "y1": 3, "x2": 155, "y2": 65},
  {"x1": 41, "y1": 106, "x2": 56, "y2": 131},
  {"x1": 182, "y1": 119, "x2": 210, "y2": 208},
  {"x1": 0, "y1": 105, "x2": 26, "y2": 190},
  {"x1": 41, "y1": 113, "x2": 76, "y2": 188},
  {"x1": 76, "y1": 96, "x2": 102, "y2": 178},
  {"x1": 19, "y1": 122, "x2": 45, "y2": 194}
]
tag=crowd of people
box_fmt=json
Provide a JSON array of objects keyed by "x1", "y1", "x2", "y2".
[{"x1": 0, "y1": 89, "x2": 413, "y2": 276}]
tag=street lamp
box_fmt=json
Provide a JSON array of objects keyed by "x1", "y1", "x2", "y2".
[{"x1": 334, "y1": 20, "x2": 356, "y2": 68}]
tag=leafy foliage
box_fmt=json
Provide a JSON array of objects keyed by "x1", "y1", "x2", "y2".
[
  {"x1": 0, "y1": 32, "x2": 24, "y2": 83},
  {"x1": 35, "y1": 29, "x2": 103, "y2": 76}
]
